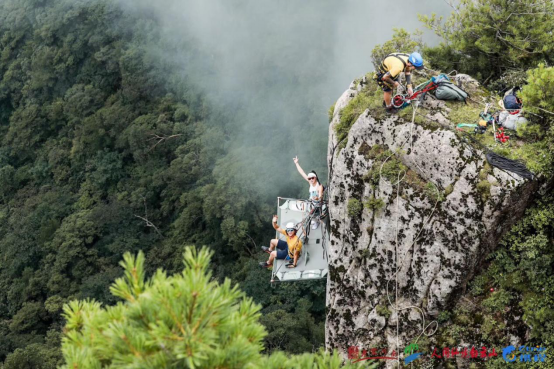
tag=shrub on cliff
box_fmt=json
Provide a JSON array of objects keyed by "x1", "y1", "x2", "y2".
[
  {"x1": 336, "y1": 94, "x2": 372, "y2": 144},
  {"x1": 370, "y1": 28, "x2": 423, "y2": 70},
  {"x1": 347, "y1": 199, "x2": 363, "y2": 218},
  {"x1": 519, "y1": 65, "x2": 554, "y2": 175},
  {"x1": 420, "y1": 0, "x2": 554, "y2": 83}
]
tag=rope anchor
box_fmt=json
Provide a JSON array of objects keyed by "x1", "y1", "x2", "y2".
[
  {"x1": 392, "y1": 94, "x2": 410, "y2": 109},
  {"x1": 392, "y1": 80, "x2": 438, "y2": 109}
]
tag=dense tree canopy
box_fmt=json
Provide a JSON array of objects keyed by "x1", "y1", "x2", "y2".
[
  {"x1": 421, "y1": 0, "x2": 554, "y2": 85},
  {"x1": 0, "y1": 0, "x2": 326, "y2": 366}
]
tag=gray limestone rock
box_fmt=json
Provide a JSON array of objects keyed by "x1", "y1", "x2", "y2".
[
  {"x1": 454, "y1": 74, "x2": 481, "y2": 96},
  {"x1": 326, "y1": 78, "x2": 538, "y2": 365}
]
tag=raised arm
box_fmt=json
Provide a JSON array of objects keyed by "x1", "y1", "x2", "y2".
[
  {"x1": 293, "y1": 156, "x2": 309, "y2": 181},
  {"x1": 272, "y1": 215, "x2": 284, "y2": 234}
]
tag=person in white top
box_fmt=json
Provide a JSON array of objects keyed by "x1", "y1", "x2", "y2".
[
  {"x1": 293, "y1": 156, "x2": 324, "y2": 229},
  {"x1": 293, "y1": 156, "x2": 323, "y2": 201}
]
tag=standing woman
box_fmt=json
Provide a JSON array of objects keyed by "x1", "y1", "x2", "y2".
[
  {"x1": 293, "y1": 156, "x2": 324, "y2": 229},
  {"x1": 293, "y1": 156, "x2": 323, "y2": 201}
]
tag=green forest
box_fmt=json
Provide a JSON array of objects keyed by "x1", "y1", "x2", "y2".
[
  {"x1": 0, "y1": 0, "x2": 553, "y2": 367},
  {"x1": 0, "y1": 0, "x2": 326, "y2": 366}
]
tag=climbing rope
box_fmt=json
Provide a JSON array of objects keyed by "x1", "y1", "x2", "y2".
[
  {"x1": 392, "y1": 80, "x2": 438, "y2": 109},
  {"x1": 328, "y1": 87, "x2": 536, "y2": 357},
  {"x1": 326, "y1": 99, "x2": 442, "y2": 359},
  {"x1": 410, "y1": 94, "x2": 536, "y2": 180},
  {"x1": 382, "y1": 92, "x2": 536, "y2": 357},
  {"x1": 373, "y1": 102, "x2": 440, "y2": 365}
]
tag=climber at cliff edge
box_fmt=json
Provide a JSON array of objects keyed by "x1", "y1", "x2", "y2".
[{"x1": 374, "y1": 52, "x2": 424, "y2": 113}]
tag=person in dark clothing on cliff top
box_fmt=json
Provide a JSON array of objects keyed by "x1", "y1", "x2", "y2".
[{"x1": 374, "y1": 52, "x2": 424, "y2": 113}]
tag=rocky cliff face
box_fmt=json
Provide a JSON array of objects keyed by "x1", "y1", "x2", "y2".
[{"x1": 325, "y1": 75, "x2": 538, "y2": 362}]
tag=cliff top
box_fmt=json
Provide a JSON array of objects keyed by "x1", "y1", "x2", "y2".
[{"x1": 331, "y1": 70, "x2": 541, "y2": 175}]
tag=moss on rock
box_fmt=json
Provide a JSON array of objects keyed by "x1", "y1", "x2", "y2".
[
  {"x1": 364, "y1": 196, "x2": 385, "y2": 212},
  {"x1": 476, "y1": 180, "x2": 491, "y2": 202},
  {"x1": 347, "y1": 198, "x2": 363, "y2": 218}
]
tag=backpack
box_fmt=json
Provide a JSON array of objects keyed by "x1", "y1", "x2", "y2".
[
  {"x1": 503, "y1": 94, "x2": 522, "y2": 110},
  {"x1": 431, "y1": 73, "x2": 451, "y2": 84},
  {"x1": 434, "y1": 81, "x2": 469, "y2": 102},
  {"x1": 498, "y1": 110, "x2": 527, "y2": 130},
  {"x1": 503, "y1": 88, "x2": 522, "y2": 110}
]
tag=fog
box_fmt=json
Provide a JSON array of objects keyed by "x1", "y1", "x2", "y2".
[{"x1": 119, "y1": 0, "x2": 452, "y2": 199}]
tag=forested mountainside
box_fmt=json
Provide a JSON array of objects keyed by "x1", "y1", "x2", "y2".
[{"x1": 0, "y1": 0, "x2": 327, "y2": 366}]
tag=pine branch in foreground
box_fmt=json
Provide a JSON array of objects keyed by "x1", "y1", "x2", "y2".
[{"x1": 60, "y1": 246, "x2": 373, "y2": 369}]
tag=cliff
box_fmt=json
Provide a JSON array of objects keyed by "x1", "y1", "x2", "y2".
[{"x1": 325, "y1": 73, "x2": 539, "y2": 362}]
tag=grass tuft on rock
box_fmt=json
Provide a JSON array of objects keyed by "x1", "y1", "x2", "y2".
[
  {"x1": 335, "y1": 93, "x2": 372, "y2": 144},
  {"x1": 445, "y1": 102, "x2": 482, "y2": 126},
  {"x1": 347, "y1": 198, "x2": 363, "y2": 218},
  {"x1": 476, "y1": 180, "x2": 491, "y2": 202},
  {"x1": 328, "y1": 103, "x2": 335, "y2": 123},
  {"x1": 364, "y1": 196, "x2": 385, "y2": 212}
]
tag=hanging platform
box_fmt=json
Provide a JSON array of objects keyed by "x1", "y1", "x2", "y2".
[{"x1": 271, "y1": 197, "x2": 329, "y2": 283}]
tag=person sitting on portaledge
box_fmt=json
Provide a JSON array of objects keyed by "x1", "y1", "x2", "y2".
[{"x1": 260, "y1": 215, "x2": 302, "y2": 269}]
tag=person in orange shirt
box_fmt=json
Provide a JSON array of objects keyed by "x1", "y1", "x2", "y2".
[{"x1": 259, "y1": 215, "x2": 303, "y2": 269}]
